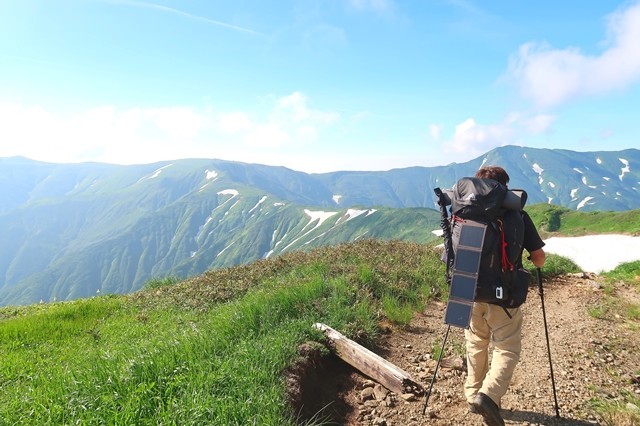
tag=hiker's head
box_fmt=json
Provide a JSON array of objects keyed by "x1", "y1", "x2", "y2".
[{"x1": 475, "y1": 166, "x2": 509, "y2": 186}]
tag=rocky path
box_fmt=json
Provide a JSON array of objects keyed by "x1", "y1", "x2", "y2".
[{"x1": 312, "y1": 274, "x2": 640, "y2": 426}]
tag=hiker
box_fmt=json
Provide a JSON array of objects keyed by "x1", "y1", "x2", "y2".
[{"x1": 465, "y1": 166, "x2": 546, "y2": 426}]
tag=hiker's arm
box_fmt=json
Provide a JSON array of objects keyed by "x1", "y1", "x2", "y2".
[{"x1": 528, "y1": 248, "x2": 546, "y2": 268}]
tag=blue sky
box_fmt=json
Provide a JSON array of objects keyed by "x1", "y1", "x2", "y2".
[{"x1": 1, "y1": 0, "x2": 639, "y2": 172}]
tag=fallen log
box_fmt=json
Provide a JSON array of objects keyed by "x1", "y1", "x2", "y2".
[{"x1": 313, "y1": 323, "x2": 424, "y2": 396}]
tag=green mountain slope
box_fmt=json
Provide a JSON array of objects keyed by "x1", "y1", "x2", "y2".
[
  {"x1": 0, "y1": 181, "x2": 440, "y2": 305},
  {"x1": 0, "y1": 146, "x2": 638, "y2": 306}
]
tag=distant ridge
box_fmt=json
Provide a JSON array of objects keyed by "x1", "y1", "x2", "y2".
[{"x1": 0, "y1": 146, "x2": 638, "y2": 306}]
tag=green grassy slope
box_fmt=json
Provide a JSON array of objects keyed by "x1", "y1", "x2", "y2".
[
  {"x1": 0, "y1": 240, "x2": 445, "y2": 425},
  {"x1": 2, "y1": 207, "x2": 639, "y2": 424},
  {"x1": 525, "y1": 204, "x2": 640, "y2": 236}
]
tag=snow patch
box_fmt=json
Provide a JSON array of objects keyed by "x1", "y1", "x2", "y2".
[
  {"x1": 195, "y1": 217, "x2": 213, "y2": 241},
  {"x1": 274, "y1": 202, "x2": 285, "y2": 207},
  {"x1": 581, "y1": 176, "x2": 588, "y2": 185},
  {"x1": 345, "y1": 208, "x2": 368, "y2": 221},
  {"x1": 596, "y1": 157, "x2": 602, "y2": 165},
  {"x1": 532, "y1": 163, "x2": 543, "y2": 184},
  {"x1": 213, "y1": 189, "x2": 240, "y2": 213},
  {"x1": 547, "y1": 197, "x2": 553, "y2": 204},
  {"x1": 205, "y1": 169, "x2": 218, "y2": 180},
  {"x1": 332, "y1": 195, "x2": 342, "y2": 204},
  {"x1": 218, "y1": 189, "x2": 239, "y2": 197},
  {"x1": 570, "y1": 188, "x2": 579, "y2": 200},
  {"x1": 248, "y1": 196, "x2": 267, "y2": 214},
  {"x1": 280, "y1": 210, "x2": 338, "y2": 252},
  {"x1": 304, "y1": 209, "x2": 338, "y2": 225},
  {"x1": 137, "y1": 164, "x2": 173, "y2": 183},
  {"x1": 576, "y1": 196, "x2": 594, "y2": 210},
  {"x1": 548, "y1": 181, "x2": 555, "y2": 188},
  {"x1": 603, "y1": 176, "x2": 610, "y2": 181},
  {"x1": 544, "y1": 235, "x2": 640, "y2": 273},
  {"x1": 619, "y1": 158, "x2": 630, "y2": 181},
  {"x1": 216, "y1": 241, "x2": 235, "y2": 258},
  {"x1": 573, "y1": 168, "x2": 583, "y2": 174}
]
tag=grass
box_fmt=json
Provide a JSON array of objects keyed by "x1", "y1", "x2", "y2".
[
  {"x1": 0, "y1": 240, "x2": 443, "y2": 425},
  {"x1": 0, "y1": 239, "x2": 612, "y2": 424},
  {"x1": 582, "y1": 260, "x2": 640, "y2": 422},
  {"x1": 603, "y1": 260, "x2": 640, "y2": 288},
  {"x1": 589, "y1": 391, "x2": 640, "y2": 426},
  {"x1": 143, "y1": 275, "x2": 182, "y2": 290},
  {"x1": 522, "y1": 253, "x2": 581, "y2": 278},
  {"x1": 588, "y1": 303, "x2": 610, "y2": 319},
  {"x1": 526, "y1": 204, "x2": 640, "y2": 236},
  {"x1": 585, "y1": 261, "x2": 640, "y2": 321}
]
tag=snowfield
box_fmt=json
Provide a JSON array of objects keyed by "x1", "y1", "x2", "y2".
[
  {"x1": 431, "y1": 232, "x2": 640, "y2": 274},
  {"x1": 543, "y1": 234, "x2": 640, "y2": 273}
]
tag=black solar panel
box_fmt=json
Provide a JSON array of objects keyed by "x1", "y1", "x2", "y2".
[{"x1": 444, "y1": 221, "x2": 486, "y2": 328}]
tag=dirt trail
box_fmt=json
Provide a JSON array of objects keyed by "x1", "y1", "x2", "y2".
[{"x1": 301, "y1": 274, "x2": 640, "y2": 426}]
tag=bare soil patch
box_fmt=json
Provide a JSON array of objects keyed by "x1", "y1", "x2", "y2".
[{"x1": 293, "y1": 274, "x2": 640, "y2": 425}]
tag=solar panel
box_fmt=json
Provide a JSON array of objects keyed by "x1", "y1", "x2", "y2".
[
  {"x1": 444, "y1": 301, "x2": 473, "y2": 327},
  {"x1": 453, "y1": 248, "x2": 481, "y2": 274},
  {"x1": 449, "y1": 274, "x2": 477, "y2": 300},
  {"x1": 458, "y1": 223, "x2": 485, "y2": 247},
  {"x1": 444, "y1": 221, "x2": 486, "y2": 329}
]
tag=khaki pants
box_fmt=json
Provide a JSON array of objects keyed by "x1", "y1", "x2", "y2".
[{"x1": 464, "y1": 302, "x2": 522, "y2": 406}]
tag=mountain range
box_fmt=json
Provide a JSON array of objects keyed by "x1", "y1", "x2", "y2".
[{"x1": 1, "y1": 145, "x2": 638, "y2": 306}]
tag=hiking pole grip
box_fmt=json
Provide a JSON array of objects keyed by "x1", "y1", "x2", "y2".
[{"x1": 536, "y1": 267, "x2": 560, "y2": 418}]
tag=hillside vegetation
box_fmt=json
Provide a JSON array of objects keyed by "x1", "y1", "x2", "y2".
[
  {"x1": 1, "y1": 214, "x2": 639, "y2": 423},
  {"x1": 526, "y1": 203, "x2": 640, "y2": 236},
  {"x1": 0, "y1": 240, "x2": 446, "y2": 424}
]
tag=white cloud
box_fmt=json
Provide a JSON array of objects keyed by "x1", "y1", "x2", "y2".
[
  {"x1": 0, "y1": 92, "x2": 339, "y2": 165},
  {"x1": 440, "y1": 112, "x2": 555, "y2": 158},
  {"x1": 506, "y1": 1, "x2": 640, "y2": 108},
  {"x1": 218, "y1": 111, "x2": 253, "y2": 134},
  {"x1": 242, "y1": 91, "x2": 339, "y2": 148},
  {"x1": 447, "y1": 117, "x2": 515, "y2": 155}
]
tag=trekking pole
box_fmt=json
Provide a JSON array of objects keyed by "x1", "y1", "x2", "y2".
[
  {"x1": 422, "y1": 324, "x2": 450, "y2": 415},
  {"x1": 536, "y1": 267, "x2": 560, "y2": 418}
]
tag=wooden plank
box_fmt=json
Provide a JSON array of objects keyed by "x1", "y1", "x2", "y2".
[{"x1": 314, "y1": 323, "x2": 424, "y2": 396}]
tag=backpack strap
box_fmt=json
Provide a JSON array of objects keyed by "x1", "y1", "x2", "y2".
[{"x1": 497, "y1": 218, "x2": 515, "y2": 273}]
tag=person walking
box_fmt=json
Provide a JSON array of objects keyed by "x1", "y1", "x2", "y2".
[{"x1": 465, "y1": 166, "x2": 546, "y2": 426}]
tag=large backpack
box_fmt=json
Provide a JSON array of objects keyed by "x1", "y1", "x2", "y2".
[{"x1": 448, "y1": 177, "x2": 529, "y2": 309}]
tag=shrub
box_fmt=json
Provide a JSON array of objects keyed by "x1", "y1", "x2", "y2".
[
  {"x1": 523, "y1": 253, "x2": 580, "y2": 277},
  {"x1": 143, "y1": 276, "x2": 182, "y2": 290}
]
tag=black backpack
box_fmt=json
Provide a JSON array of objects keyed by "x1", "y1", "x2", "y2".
[{"x1": 448, "y1": 177, "x2": 530, "y2": 309}]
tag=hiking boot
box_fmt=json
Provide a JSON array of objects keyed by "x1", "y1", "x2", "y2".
[
  {"x1": 471, "y1": 392, "x2": 504, "y2": 426},
  {"x1": 468, "y1": 402, "x2": 479, "y2": 414}
]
